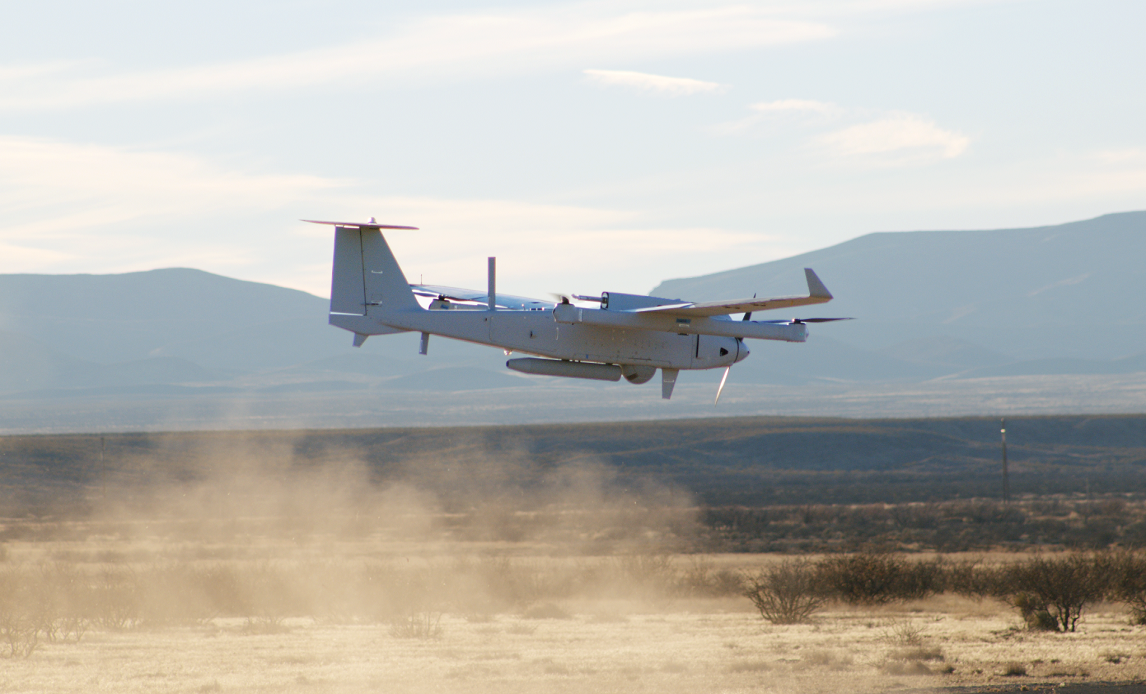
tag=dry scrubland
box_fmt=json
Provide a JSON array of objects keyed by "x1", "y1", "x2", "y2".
[
  {"x1": 1, "y1": 427, "x2": 1145, "y2": 693},
  {"x1": 4, "y1": 525, "x2": 1146, "y2": 694}
]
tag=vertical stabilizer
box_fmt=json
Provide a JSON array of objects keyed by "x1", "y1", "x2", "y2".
[
  {"x1": 330, "y1": 227, "x2": 367, "y2": 315},
  {"x1": 359, "y1": 228, "x2": 421, "y2": 313}
]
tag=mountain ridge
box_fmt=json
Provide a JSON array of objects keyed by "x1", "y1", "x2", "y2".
[{"x1": 0, "y1": 211, "x2": 1142, "y2": 430}]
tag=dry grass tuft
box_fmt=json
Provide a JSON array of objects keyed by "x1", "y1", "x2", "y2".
[
  {"x1": 803, "y1": 649, "x2": 853, "y2": 670},
  {"x1": 522, "y1": 602, "x2": 571, "y2": 620},
  {"x1": 727, "y1": 660, "x2": 771, "y2": 673},
  {"x1": 882, "y1": 660, "x2": 935, "y2": 676},
  {"x1": 891, "y1": 646, "x2": 944, "y2": 662},
  {"x1": 884, "y1": 619, "x2": 926, "y2": 647},
  {"x1": 1002, "y1": 661, "x2": 1028, "y2": 676}
]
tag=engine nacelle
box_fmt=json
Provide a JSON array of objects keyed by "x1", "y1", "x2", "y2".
[{"x1": 620, "y1": 364, "x2": 657, "y2": 384}]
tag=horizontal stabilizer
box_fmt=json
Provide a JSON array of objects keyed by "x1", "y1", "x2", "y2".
[{"x1": 304, "y1": 219, "x2": 419, "y2": 230}]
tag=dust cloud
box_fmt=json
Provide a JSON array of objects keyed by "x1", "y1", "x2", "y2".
[
  {"x1": 2, "y1": 435, "x2": 712, "y2": 640},
  {"x1": 6, "y1": 435, "x2": 1137, "y2": 693}
]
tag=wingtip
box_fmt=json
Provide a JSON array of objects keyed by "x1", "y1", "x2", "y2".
[{"x1": 804, "y1": 268, "x2": 833, "y2": 300}]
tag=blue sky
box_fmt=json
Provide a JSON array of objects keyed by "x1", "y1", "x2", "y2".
[{"x1": 1, "y1": 0, "x2": 1143, "y2": 300}]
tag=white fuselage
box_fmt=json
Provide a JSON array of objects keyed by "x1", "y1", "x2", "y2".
[{"x1": 336, "y1": 305, "x2": 748, "y2": 371}]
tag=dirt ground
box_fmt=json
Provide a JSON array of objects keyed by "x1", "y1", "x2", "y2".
[{"x1": 2, "y1": 544, "x2": 1145, "y2": 694}]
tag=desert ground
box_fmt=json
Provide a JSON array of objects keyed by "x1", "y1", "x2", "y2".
[
  {"x1": 2, "y1": 426, "x2": 1145, "y2": 693},
  {"x1": 2, "y1": 521, "x2": 1145, "y2": 694}
]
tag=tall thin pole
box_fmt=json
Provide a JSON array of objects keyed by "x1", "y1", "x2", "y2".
[{"x1": 1000, "y1": 418, "x2": 1010, "y2": 504}]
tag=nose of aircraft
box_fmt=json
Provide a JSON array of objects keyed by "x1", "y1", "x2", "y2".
[{"x1": 735, "y1": 338, "x2": 750, "y2": 363}]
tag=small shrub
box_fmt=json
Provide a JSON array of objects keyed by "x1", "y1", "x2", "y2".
[
  {"x1": 1012, "y1": 592, "x2": 1059, "y2": 632},
  {"x1": 1102, "y1": 651, "x2": 1130, "y2": 664},
  {"x1": 820, "y1": 552, "x2": 943, "y2": 605},
  {"x1": 1003, "y1": 662, "x2": 1028, "y2": 677},
  {"x1": 1110, "y1": 551, "x2": 1146, "y2": 625},
  {"x1": 389, "y1": 611, "x2": 442, "y2": 639},
  {"x1": 90, "y1": 568, "x2": 141, "y2": 630},
  {"x1": 1004, "y1": 554, "x2": 1112, "y2": 632},
  {"x1": 743, "y1": 559, "x2": 827, "y2": 624},
  {"x1": 0, "y1": 613, "x2": 39, "y2": 659},
  {"x1": 885, "y1": 620, "x2": 925, "y2": 647}
]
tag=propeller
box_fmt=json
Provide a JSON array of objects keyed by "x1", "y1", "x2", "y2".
[
  {"x1": 715, "y1": 366, "x2": 731, "y2": 404},
  {"x1": 756, "y1": 317, "x2": 854, "y2": 324}
]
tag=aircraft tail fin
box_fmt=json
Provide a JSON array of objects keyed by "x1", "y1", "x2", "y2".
[{"x1": 326, "y1": 222, "x2": 421, "y2": 316}]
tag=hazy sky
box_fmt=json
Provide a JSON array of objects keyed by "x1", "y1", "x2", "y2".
[{"x1": 2, "y1": 0, "x2": 1143, "y2": 299}]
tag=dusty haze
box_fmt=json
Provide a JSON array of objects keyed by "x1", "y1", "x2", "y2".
[{"x1": 2, "y1": 437, "x2": 1144, "y2": 693}]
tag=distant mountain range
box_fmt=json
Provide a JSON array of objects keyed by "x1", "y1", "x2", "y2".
[
  {"x1": 654, "y1": 210, "x2": 1146, "y2": 383},
  {"x1": 0, "y1": 211, "x2": 1142, "y2": 431}
]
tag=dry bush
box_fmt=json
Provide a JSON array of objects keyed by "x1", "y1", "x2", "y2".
[
  {"x1": 743, "y1": 558, "x2": 827, "y2": 624},
  {"x1": 950, "y1": 553, "x2": 1115, "y2": 632},
  {"x1": 819, "y1": 552, "x2": 943, "y2": 605},
  {"x1": 1110, "y1": 551, "x2": 1146, "y2": 624},
  {"x1": 612, "y1": 552, "x2": 675, "y2": 598},
  {"x1": 678, "y1": 557, "x2": 743, "y2": 597},
  {"x1": 884, "y1": 620, "x2": 925, "y2": 647},
  {"x1": 1002, "y1": 554, "x2": 1112, "y2": 632},
  {"x1": 0, "y1": 612, "x2": 39, "y2": 659},
  {"x1": 90, "y1": 568, "x2": 141, "y2": 630},
  {"x1": 945, "y1": 559, "x2": 999, "y2": 598},
  {"x1": 1011, "y1": 592, "x2": 1060, "y2": 632},
  {"x1": 389, "y1": 611, "x2": 442, "y2": 639},
  {"x1": 0, "y1": 568, "x2": 52, "y2": 657}
]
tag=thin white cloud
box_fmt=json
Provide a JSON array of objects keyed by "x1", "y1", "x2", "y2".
[
  {"x1": 583, "y1": 69, "x2": 725, "y2": 96},
  {"x1": 751, "y1": 98, "x2": 840, "y2": 114},
  {"x1": 712, "y1": 98, "x2": 843, "y2": 134},
  {"x1": 0, "y1": 136, "x2": 343, "y2": 271},
  {"x1": 718, "y1": 100, "x2": 969, "y2": 162},
  {"x1": 0, "y1": 7, "x2": 833, "y2": 111},
  {"x1": 0, "y1": 136, "x2": 340, "y2": 214},
  {"x1": 0, "y1": 136, "x2": 780, "y2": 297},
  {"x1": 817, "y1": 112, "x2": 969, "y2": 159},
  {"x1": 1094, "y1": 148, "x2": 1146, "y2": 165},
  {"x1": 306, "y1": 195, "x2": 773, "y2": 299}
]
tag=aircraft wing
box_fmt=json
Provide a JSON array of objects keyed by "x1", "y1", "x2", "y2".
[
  {"x1": 411, "y1": 284, "x2": 556, "y2": 311},
  {"x1": 634, "y1": 268, "x2": 833, "y2": 318}
]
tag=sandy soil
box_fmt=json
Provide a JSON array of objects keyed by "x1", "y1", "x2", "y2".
[{"x1": 2, "y1": 588, "x2": 1144, "y2": 694}]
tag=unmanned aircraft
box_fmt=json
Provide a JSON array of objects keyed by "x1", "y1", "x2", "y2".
[{"x1": 310, "y1": 219, "x2": 850, "y2": 402}]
